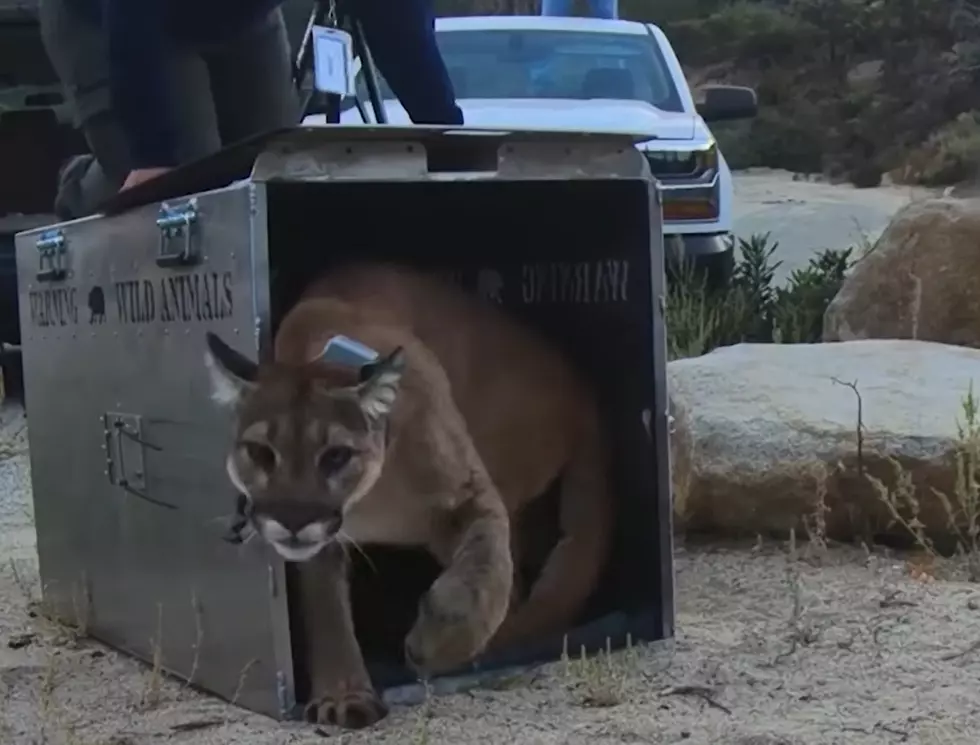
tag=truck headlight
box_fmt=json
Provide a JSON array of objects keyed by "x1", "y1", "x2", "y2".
[
  {"x1": 645, "y1": 143, "x2": 717, "y2": 181},
  {"x1": 660, "y1": 183, "x2": 720, "y2": 221},
  {"x1": 645, "y1": 143, "x2": 721, "y2": 222}
]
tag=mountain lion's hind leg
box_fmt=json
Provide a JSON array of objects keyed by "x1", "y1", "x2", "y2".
[
  {"x1": 491, "y1": 414, "x2": 614, "y2": 651},
  {"x1": 404, "y1": 471, "x2": 513, "y2": 677},
  {"x1": 300, "y1": 544, "x2": 387, "y2": 729}
]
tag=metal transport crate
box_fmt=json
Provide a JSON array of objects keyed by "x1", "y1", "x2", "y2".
[{"x1": 14, "y1": 125, "x2": 674, "y2": 720}]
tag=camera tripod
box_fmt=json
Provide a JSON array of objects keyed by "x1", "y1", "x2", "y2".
[{"x1": 292, "y1": 0, "x2": 388, "y2": 124}]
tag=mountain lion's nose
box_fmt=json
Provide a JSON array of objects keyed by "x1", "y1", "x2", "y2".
[{"x1": 257, "y1": 500, "x2": 341, "y2": 535}]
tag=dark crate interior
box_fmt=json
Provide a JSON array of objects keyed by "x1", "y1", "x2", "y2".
[{"x1": 263, "y1": 178, "x2": 672, "y2": 699}]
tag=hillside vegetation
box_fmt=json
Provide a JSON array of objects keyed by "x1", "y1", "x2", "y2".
[
  {"x1": 664, "y1": 0, "x2": 980, "y2": 187},
  {"x1": 436, "y1": 0, "x2": 980, "y2": 188}
]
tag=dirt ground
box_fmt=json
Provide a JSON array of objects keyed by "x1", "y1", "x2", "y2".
[
  {"x1": 731, "y1": 169, "x2": 939, "y2": 284},
  {"x1": 1, "y1": 401, "x2": 979, "y2": 745}
]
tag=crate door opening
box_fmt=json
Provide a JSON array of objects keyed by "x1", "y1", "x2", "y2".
[{"x1": 263, "y1": 177, "x2": 673, "y2": 694}]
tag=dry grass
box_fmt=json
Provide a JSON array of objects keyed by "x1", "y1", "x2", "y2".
[
  {"x1": 5, "y1": 374, "x2": 980, "y2": 742},
  {"x1": 409, "y1": 681, "x2": 434, "y2": 745},
  {"x1": 665, "y1": 256, "x2": 729, "y2": 361},
  {"x1": 37, "y1": 651, "x2": 58, "y2": 743},
  {"x1": 230, "y1": 658, "x2": 259, "y2": 708},
  {"x1": 789, "y1": 374, "x2": 980, "y2": 584},
  {"x1": 139, "y1": 603, "x2": 165, "y2": 710},
  {"x1": 5, "y1": 540, "x2": 980, "y2": 742},
  {"x1": 9, "y1": 557, "x2": 37, "y2": 605},
  {"x1": 559, "y1": 634, "x2": 640, "y2": 709},
  {"x1": 897, "y1": 111, "x2": 980, "y2": 187},
  {"x1": 862, "y1": 383, "x2": 980, "y2": 580}
]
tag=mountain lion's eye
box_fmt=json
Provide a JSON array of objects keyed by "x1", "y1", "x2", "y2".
[
  {"x1": 242, "y1": 441, "x2": 277, "y2": 471},
  {"x1": 319, "y1": 446, "x2": 354, "y2": 475}
]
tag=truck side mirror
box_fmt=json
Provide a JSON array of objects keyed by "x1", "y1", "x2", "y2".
[{"x1": 696, "y1": 85, "x2": 758, "y2": 124}]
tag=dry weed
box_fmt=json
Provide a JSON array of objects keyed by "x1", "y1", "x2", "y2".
[
  {"x1": 139, "y1": 603, "x2": 165, "y2": 710},
  {"x1": 186, "y1": 590, "x2": 204, "y2": 689},
  {"x1": 560, "y1": 634, "x2": 639, "y2": 708},
  {"x1": 901, "y1": 111, "x2": 980, "y2": 186},
  {"x1": 8, "y1": 557, "x2": 37, "y2": 605},
  {"x1": 409, "y1": 680, "x2": 434, "y2": 745},
  {"x1": 771, "y1": 530, "x2": 820, "y2": 664},
  {"x1": 39, "y1": 651, "x2": 58, "y2": 728},
  {"x1": 869, "y1": 383, "x2": 980, "y2": 580},
  {"x1": 70, "y1": 576, "x2": 90, "y2": 641},
  {"x1": 831, "y1": 376, "x2": 980, "y2": 580},
  {"x1": 230, "y1": 658, "x2": 259, "y2": 707},
  {"x1": 801, "y1": 462, "x2": 830, "y2": 561},
  {"x1": 847, "y1": 217, "x2": 878, "y2": 261}
]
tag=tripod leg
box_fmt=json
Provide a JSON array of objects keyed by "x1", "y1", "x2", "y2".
[
  {"x1": 293, "y1": 4, "x2": 319, "y2": 86},
  {"x1": 352, "y1": 18, "x2": 387, "y2": 124}
]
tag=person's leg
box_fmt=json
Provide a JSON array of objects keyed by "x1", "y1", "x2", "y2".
[
  {"x1": 540, "y1": 0, "x2": 618, "y2": 18},
  {"x1": 40, "y1": 0, "x2": 131, "y2": 216},
  {"x1": 204, "y1": 7, "x2": 301, "y2": 147},
  {"x1": 356, "y1": 0, "x2": 463, "y2": 125},
  {"x1": 588, "y1": 0, "x2": 618, "y2": 18},
  {"x1": 39, "y1": 0, "x2": 222, "y2": 218},
  {"x1": 540, "y1": 0, "x2": 574, "y2": 15}
]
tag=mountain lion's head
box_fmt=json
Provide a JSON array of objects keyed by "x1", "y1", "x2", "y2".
[{"x1": 203, "y1": 332, "x2": 404, "y2": 562}]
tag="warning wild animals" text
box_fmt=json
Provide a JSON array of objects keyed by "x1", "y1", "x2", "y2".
[
  {"x1": 113, "y1": 271, "x2": 234, "y2": 325},
  {"x1": 520, "y1": 260, "x2": 629, "y2": 305}
]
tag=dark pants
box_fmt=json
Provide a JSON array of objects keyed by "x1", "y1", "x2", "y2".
[
  {"x1": 541, "y1": 0, "x2": 618, "y2": 17},
  {"x1": 356, "y1": 0, "x2": 464, "y2": 126},
  {"x1": 40, "y1": 1, "x2": 300, "y2": 219},
  {"x1": 41, "y1": 0, "x2": 463, "y2": 220}
]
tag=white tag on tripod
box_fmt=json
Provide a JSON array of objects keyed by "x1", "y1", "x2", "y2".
[{"x1": 312, "y1": 24, "x2": 354, "y2": 96}]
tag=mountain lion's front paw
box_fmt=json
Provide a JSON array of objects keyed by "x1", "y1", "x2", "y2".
[
  {"x1": 404, "y1": 572, "x2": 506, "y2": 676},
  {"x1": 305, "y1": 684, "x2": 388, "y2": 729}
]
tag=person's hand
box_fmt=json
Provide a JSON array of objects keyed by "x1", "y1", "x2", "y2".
[{"x1": 120, "y1": 167, "x2": 171, "y2": 192}]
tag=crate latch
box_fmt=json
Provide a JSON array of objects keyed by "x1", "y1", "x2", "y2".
[
  {"x1": 35, "y1": 229, "x2": 68, "y2": 282},
  {"x1": 155, "y1": 198, "x2": 201, "y2": 268}
]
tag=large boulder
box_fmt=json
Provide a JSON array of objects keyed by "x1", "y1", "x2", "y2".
[
  {"x1": 668, "y1": 340, "x2": 980, "y2": 541},
  {"x1": 823, "y1": 197, "x2": 980, "y2": 347}
]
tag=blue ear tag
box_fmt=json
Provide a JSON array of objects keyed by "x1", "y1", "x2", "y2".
[{"x1": 316, "y1": 335, "x2": 380, "y2": 370}]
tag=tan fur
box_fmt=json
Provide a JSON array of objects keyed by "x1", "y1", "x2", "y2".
[{"x1": 206, "y1": 262, "x2": 613, "y2": 729}]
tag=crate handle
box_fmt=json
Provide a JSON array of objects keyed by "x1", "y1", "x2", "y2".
[
  {"x1": 155, "y1": 198, "x2": 201, "y2": 268},
  {"x1": 35, "y1": 229, "x2": 68, "y2": 282}
]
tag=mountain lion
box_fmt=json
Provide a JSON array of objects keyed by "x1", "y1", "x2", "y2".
[{"x1": 204, "y1": 262, "x2": 613, "y2": 729}]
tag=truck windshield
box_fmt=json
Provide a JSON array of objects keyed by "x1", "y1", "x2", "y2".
[{"x1": 355, "y1": 28, "x2": 684, "y2": 113}]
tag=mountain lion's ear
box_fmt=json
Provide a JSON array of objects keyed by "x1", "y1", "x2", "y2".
[
  {"x1": 204, "y1": 332, "x2": 259, "y2": 407},
  {"x1": 356, "y1": 347, "x2": 405, "y2": 419}
]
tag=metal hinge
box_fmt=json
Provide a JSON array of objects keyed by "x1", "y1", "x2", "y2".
[
  {"x1": 103, "y1": 412, "x2": 174, "y2": 510},
  {"x1": 104, "y1": 412, "x2": 147, "y2": 491},
  {"x1": 36, "y1": 228, "x2": 68, "y2": 282},
  {"x1": 156, "y1": 198, "x2": 201, "y2": 268}
]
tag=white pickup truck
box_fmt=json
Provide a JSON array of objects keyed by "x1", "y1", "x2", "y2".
[{"x1": 302, "y1": 15, "x2": 757, "y2": 287}]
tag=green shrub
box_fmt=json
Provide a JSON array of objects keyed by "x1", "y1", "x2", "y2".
[
  {"x1": 666, "y1": 232, "x2": 855, "y2": 360},
  {"x1": 771, "y1": 247, "x2": 853, "y2": 343}
]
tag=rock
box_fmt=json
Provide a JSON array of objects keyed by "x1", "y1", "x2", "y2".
[
  {"x1": 846, "y1": 59, "x2": 883, "y2": 90},
  {"x1": 823, "y1": 197, "x2": 980, "y2": 347},
  {"x1": 668, "y1": 340, "x2": 980, "y2": 541}
]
